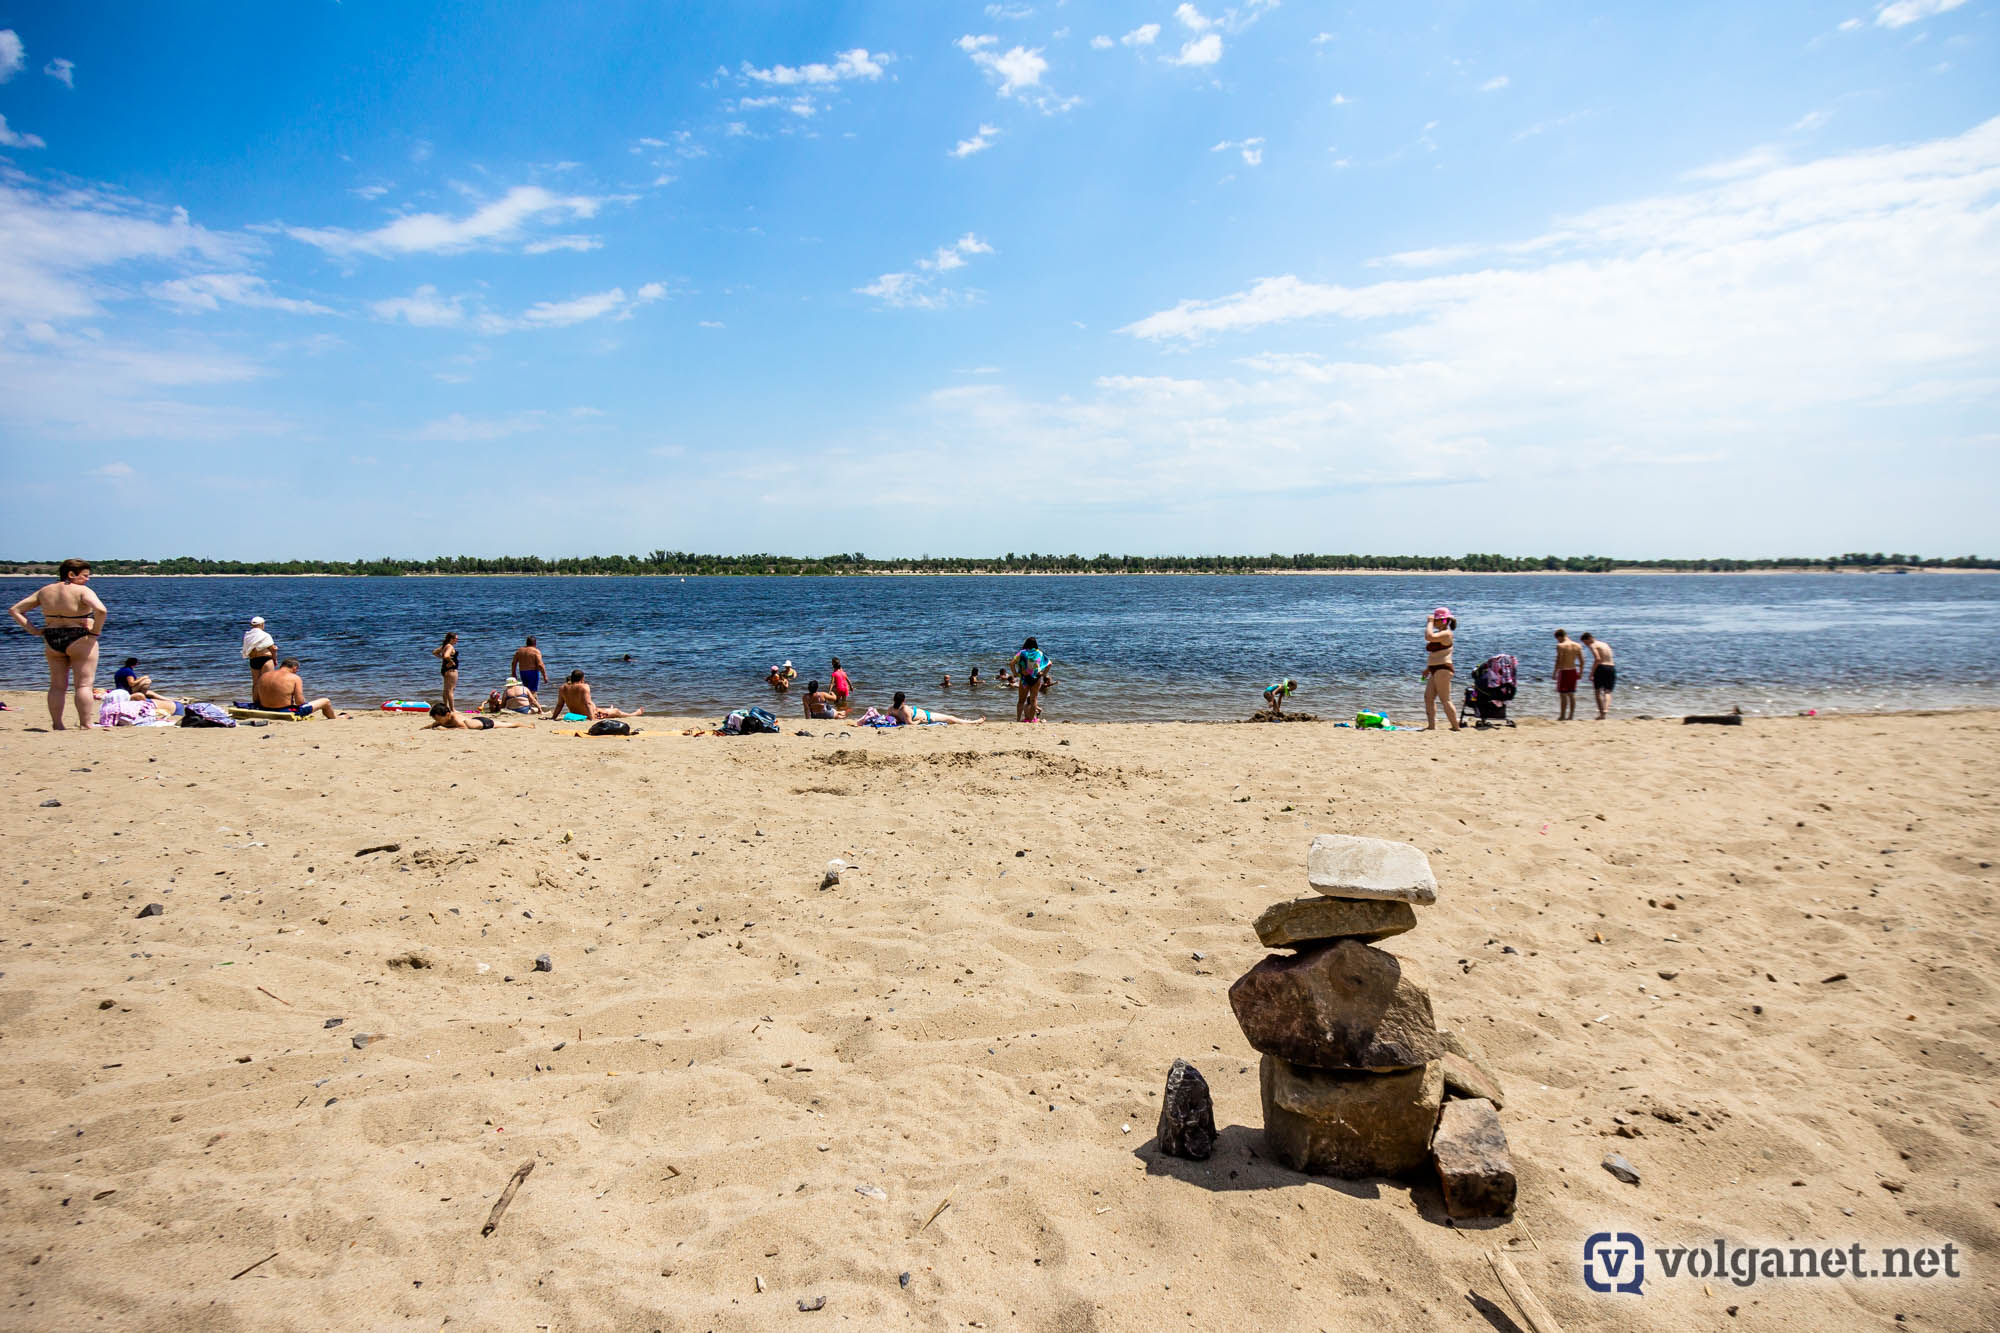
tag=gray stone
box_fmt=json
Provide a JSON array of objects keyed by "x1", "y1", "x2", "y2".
[
  {"x1": 1431, "y1": 1097, "x2": 1516, "y2": 1218},
  {"x1": 1306, "y1": 834, "x2": 1438, "y2": 904},
  {"x1": 1228, "y1": 939, "x2": 1442, "y2": 1070},
  {"x1": 1156, "y1": 1058, "x2": 1217, "y2": 1160},
  {"x1": 136, "y1": 903, "x2": 163, "y2": 918},
  {"x1": 1254, "y1": 896, "x2": 1418, "y2": 948},
  {"x1": 351, "y1": 1032, "x2": 381, "y2": 1049},
  {"x1": 1603, "y1": 1153, "x2": 1641, "y2": 1185},
  {"x1": 1260, "y1": 1055, "x2": 1443, "y2": 1178},
  {"x1": 1437, "y1": 1030, "x2": 1506, "y2": 1109},
  {"x1": 533, "y1": 953, "x2": 553, "y2": 973}
]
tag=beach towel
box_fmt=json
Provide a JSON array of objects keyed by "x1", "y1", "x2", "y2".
[{"x1": 180, "y1": 702, "x2": 237, "y2": 728}]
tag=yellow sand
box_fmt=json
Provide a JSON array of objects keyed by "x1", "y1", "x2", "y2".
[{"x1": 1, "y1": 699, "x2": 1994, "y2": 1330}]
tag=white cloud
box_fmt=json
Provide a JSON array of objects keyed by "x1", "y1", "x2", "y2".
[
  {"x1": 1875, "y1": 0, "x2": 1965, "y2": 27},
  {"x1": 951, "y1": 123, "x2": 1000, "y2": 158},
  {"x1": 699, "y1": 320, "x2": 725, "y2": 329},
  {"x1": 1091, "y1": 35, "x2": 1115, "y2": 49},
  {"x1": 985, "y1": 3, "x2": 1034, "y2": 17},
  {"x1": 1169, "y1": 32, "x2": 1224, "y2": 66},
  {"x1": 1480, "y1": 75, "x2": 1510, "y2": 92},
  {"x1": 522, "y1": 234, "x2": 602, "y2": 254},
  {"x1": 372, "y1": 282, "x2": 663, "y2": 332},
  {"x1": 350, "y1": 183, "x2": 391, "y2": 201},
  {"x1": 370, "y1": 285, "x2": 465, "y2": 327},
  {"x1": 860, "y1": 233, "x2": 996, "y2": 308},
  {"x1": 959, "y1": 35, "x2": 1076, "y2": 112},
  {"x1": 740, "y1": 48, "x2": 888, "y2": 85},
  {"x1": 1122, "y1": 23, "x2": 1161, "y2": 46},
  {"x1": 0, "y1": 30, "x2": 21, "y2": 82},
  {"x1": 411, "y1": 411, "x2": 548, "y2": 443},
  {"x1": 1312, "y1": 32, "x2": 1335, "y2": 45},
  {"x1": 1792, "y1": 109, "x2": 1832, "y2": 133},
  {"x1": 150, "y1": 272, "x2": 333, "y2": 315},
  {"x1": 1838, "y1": 17, "x2": 1864, "y2": 30},
  {"x1": 286, "y1": 185, "x2": 605, "y2": 258},
  {"x1": 0, "y1": 114, "x2": 45, "y2": 149},
  {"x1": 1212, "y1": 137, "x2": 1265, "y2": 166},
  {"x1": 44, "y1": 57, "x2": 74, "y2": 89},
  {"x1": 93, "y1": 461, "x2": 135, "y2": 478},
  {"x1": 1175, "y1": 4, "x2": 1214, "y2": 32},
  {"x1": 1113, "y1": 119, "x2": 2000, "y2": 495},
  {"x1": 1331, "y1": 93, "x2": 1350, "y2": 105}
]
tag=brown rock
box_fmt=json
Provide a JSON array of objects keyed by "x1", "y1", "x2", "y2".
[
  {"x1": 1156, "y1": 1058, "x2": 1217, "y2": 1160},
  {"x1": 1253, "y1": 897, "x2": 1418, "y2": 949},
  {"x1": 1228, "y1": 939, "x2": 1442, "y2": 1070},
  {"x1": 1431, "y1": 1097, "x2": 1516, "y2": 1218},
  {"x1": 1260, "y1": 1055, "x2": 1443, "y2": 1178},
  {"x1": 1436, "y1": 1031, "x2": 1506, "y2": 1109}
]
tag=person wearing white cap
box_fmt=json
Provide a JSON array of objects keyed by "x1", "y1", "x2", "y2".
[
  {"x1": 241, "y1": 615, "x2": 276, "y2": 681},
  {"x1": 779, "y1": 660, "x2": 797, "y2": 683},
  {"x1": 764, "y1": 663, "x2": 792, "y2": 692}
]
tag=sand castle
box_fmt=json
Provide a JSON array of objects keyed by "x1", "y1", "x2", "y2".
[{"x1": 1228, "y1": 834, "x2": 1516, "y2": 1218}]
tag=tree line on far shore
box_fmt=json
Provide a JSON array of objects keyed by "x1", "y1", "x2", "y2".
[{"x1": 1, "y1": 550, "x2": 1991, "y2": 577}]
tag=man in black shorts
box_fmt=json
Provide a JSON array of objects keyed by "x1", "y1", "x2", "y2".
[{"x1": 1581, "y1": 633, "x2": 1616, "y2": 720}]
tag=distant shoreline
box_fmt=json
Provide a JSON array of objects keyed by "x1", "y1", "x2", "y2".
[{"x1": 1, "y1": 566, "x2": 1987, "y2": 579}]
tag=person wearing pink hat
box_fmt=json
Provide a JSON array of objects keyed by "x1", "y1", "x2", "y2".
[{"x1": 1423, "y1": 606, "x2": 1459, "y2": 731}]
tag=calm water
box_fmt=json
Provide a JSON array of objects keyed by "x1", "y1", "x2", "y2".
[{"x1": 4, "y1": 574, "x2": 1996, "y2": 722}]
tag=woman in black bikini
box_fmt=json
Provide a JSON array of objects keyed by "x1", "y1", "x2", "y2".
[
  {"x1": 9, "y1": 558, "x2": 108, "y2": 730},
  {"x1": 433, "y1": 632, "x2": 460, "y2": 714},
  {"x1": 1422, "y1": 607, "x2": 1460, "y2": 732}
]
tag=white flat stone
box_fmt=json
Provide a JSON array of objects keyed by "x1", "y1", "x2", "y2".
[{"x1": 1306, "y1": 834, "x2": 1438, "y2": 905}]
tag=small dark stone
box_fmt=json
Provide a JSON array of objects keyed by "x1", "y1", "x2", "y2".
[
  {"x1": 136, "y1": 903, "x2": 164, "y2": 918},
  {"x1": 797, "y1": 1296, "x2": 825, "y2": 1312},
  {"x1": 98, "y1": 999, "x2": 114, "y2": 1010},
  {"x1": 324, "y1": 1017, "x2": 344, "y2": 1029},
  {"x1": 1602, "y1": 1152, "x2": 1641, "y2": 1185},
  {"x1": 40, "y1": 799, "x2": 61, "y2": 808},
  {"x1": 352, "y1": 1032, "x2": 381, "y2": 1050},
  {"x1": 1156, "y1": 1058, "x2": 1217, "y2": 1160},
  {"x1": 534, "y1": 953, "x2": 553, "y2": 973},
  {"x1": 898, "y1": 1272, "x2": 910, "y2": 1288}
]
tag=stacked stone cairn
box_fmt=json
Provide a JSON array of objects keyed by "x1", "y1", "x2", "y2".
[{"x1": 1227, "y1": 833, "x2": 1516, "y2": 1218}]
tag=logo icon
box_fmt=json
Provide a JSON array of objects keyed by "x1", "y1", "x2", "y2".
[{"x1": 1583, "y1": 1232, "x2": 1646, "y2": 1294}]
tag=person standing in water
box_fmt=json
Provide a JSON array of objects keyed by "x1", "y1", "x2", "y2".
[
  {"x1": 433, "y1": 632, "x2": 460, "y2": 714},
  {"x1": 9, "y1": 558, "x2": 108, "y2": 729},
  {"x1": 1263, "y1": 678, "x2": 1298, "y2": 714},
  {"x1": 1010, "y1": 637, "x2": 1050, "y2": 722},
  {"x1": 1552, "y1": 629, "x2": 1584, "y2": 721},
  {"x1": 830, "y1": 658, "x2": 852, "y2": 712},
  {"x1": 1581, "y1": 633, "x2": 1616, "y2": 719},
  {"x1": 511, "y1": 637, "x2": 547, "y2": 699},
  {"x1": 1422, "y1": 607, "x2": 1459, "y2": 732}
]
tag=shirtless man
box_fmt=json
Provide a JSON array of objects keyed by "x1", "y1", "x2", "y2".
[
  {"x1": 510, "y1": 637, "x2": 548, "y2": 699},
  {"x1": 254, "y1": 658, "x2": 340, "y2": 719},
  {"x1": 1552, "y1": 629, "x2": 1585, "y2": 721},
  {"x1": 9, "y1": 558, "x2": 108, "y2": 729},
  {"x1": 1580, "y1": 633, "x2": 1616, "y2": 719},
  {"x1": 554, "y1": 669, "x2": 642, "y2": 722}
]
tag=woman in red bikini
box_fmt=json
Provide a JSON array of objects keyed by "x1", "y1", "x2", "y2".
[{"x1": 9, "y1": 558, "x2": 108, "y2": 730}]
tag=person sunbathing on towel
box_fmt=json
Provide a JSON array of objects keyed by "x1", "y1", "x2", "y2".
[
  {"x1": 426, "y1": 703, "x2": 529, "y2": 730},
  {"x1": 886, "y1": 691, "x2": 983, "y2": 726},
  {"x1": 254, "y1": 658, "x2": 341, "y2": 719},
  {"x1": 554, "y1": 669, "x2": 642, "y2": 722}
]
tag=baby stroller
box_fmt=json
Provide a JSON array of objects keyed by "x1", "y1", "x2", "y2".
[{"x1": 1463, "y1": 654, "x2": 1517, "y2": 727}]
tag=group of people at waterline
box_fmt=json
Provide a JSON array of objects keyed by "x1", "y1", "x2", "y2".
[{"x1": 11, "y1": 564, "x2": 1615, "y2": 730}]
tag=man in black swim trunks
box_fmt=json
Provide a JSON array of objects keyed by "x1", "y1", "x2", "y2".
[
  {"x1": 1581, "y1": 633, "x2": 1616, "y2": 720},
  {"x1": 9, "y1": 558, "x2": 107, "y2": 729}
]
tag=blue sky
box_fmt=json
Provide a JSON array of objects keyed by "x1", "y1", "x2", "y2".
[{"x1": 0, "y1": 1, "x2": 1994, "y2": 560}]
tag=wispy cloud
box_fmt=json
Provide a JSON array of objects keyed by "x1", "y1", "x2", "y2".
[
  {"x1": 1212, "y1": 137, "x2": 1265, "y2": 166},
  {"x1": 0, "y1": 114, "x2": 45, "y2": 149},
  {"x1": 951, "y1": 123, "x2": 1001, "y2": 158},
  {"x1": 410, "y1": 410, "x2": 550, "y2": 443},
  {"x1": 1122, "y1": 24, "x2": 1161, "y2": 46},
  {"x1": 0, "y1": 30, "x2": 22, "y2": 82},
  {"x1": 286, "y1": 186, "x2": 606, "y2": 258},
  {"x1": 859, "y1": 233, "x2": 995, "y2": 308},
  {"x1": 150, "y1": 272, "x2": 333, "y2": 315},
  {"x1": 1480, "y1": 75, "x2": 1510, "y2": 92},
  {"x1": 1875, "y1": 0, "x2": 1965, "y2": 28},
  {"x1": 371, "y1": 282, "x2": 664, "y2": 332},
  {"x1": 44, "y1": 57, "x2": 73, "y2": 89},
  {"x1": 740, "y1": 48, "x2": 888, "y2": 85}
]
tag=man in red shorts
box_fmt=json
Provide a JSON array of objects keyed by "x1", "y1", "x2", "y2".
[{"x1": 1553, "y1": 628, "x2": 1584, "y2": 721}]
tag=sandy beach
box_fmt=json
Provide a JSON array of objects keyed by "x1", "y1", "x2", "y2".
[{"x1": 1, "y1": 700, "x2": 1994, "y2": 1331}]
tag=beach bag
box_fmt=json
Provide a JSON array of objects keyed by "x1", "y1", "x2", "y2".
[
  {"x1": 180, "y1": 702, "x2": 237, "y2": 728},
  {"x1": 741, "y1": 706, "x2": 779, "y2": 734},
  {"x1": 1355, "y1": 710, "x2": 1387, "y2": 730},
  {"x1": 587, "y1": 719, "x2": 632, "y2": 737}
]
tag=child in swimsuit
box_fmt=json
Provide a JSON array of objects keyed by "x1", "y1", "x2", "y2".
[{"x1": 1263, "y1": 678, "x2": 1298, "y2": 713}]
